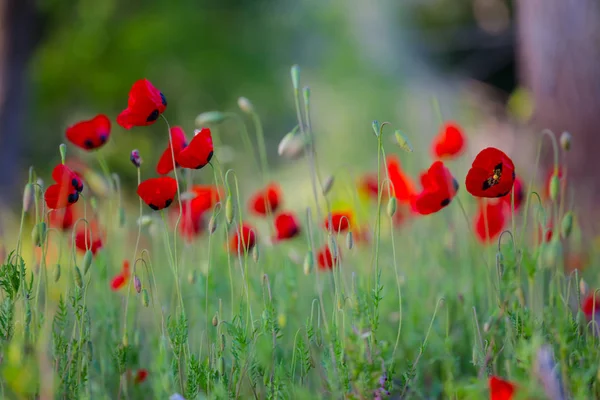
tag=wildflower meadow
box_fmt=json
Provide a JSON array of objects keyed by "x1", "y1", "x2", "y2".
[{"x1": 0, "y1": 65, "x2": 598, "y2": 400}]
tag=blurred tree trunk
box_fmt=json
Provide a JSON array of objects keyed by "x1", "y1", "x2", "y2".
[
  {"x1": 0, "y1": 0, "x2": 40, "y2": 205},
  {"x1": 516, "y1": 0, "x2": 600, "y2": 224}
]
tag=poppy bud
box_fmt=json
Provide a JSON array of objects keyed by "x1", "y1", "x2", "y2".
[
  {"x1": 141, "y1": 289, "x2": 149, "y2": 307},
  {"x1": 118, "y1": 207, "x2": 126, "y2": 227},
  {"x1": 580, "y1": 278, "x2": 589, "y2": 296},
  {"x1": 130, "y1": 149, "x2": 142, "y2": 168},
  {"x1": 237, "y1": 97, "x2": 254, "y2": 114},
  {"x1": 74, "y1": 266, "x2": 83, "y2": 288},
  {"x1": 36, "y1": 177, "x2": 44, "y2": 191},
  {"x1": 387, "y1": 197, "x2": 397, "y2": 218},
  {"x1": 137, "y1": 215, "x2": 153, "y2": 227},
  {"x1": 212, "y1": 314, "x2": 219, "y2": 327},
  {"x1": 188, "y1": 270, "x2": 197, "y2": 284},
  {"x1": 561, "y1": 211, "x2": 573, "y2": 239},
  {"x1": 290, "y1": 64, "x2": 301, "y2": 90},
  {"x1": 303, "y1": 86, "x2": 311, "y2": 104},
  {"x1": 303, "y1": 251, "x2": 313, "y2": 275},
  {"x1": 59, "y1": 143, "x2": 67, "y2": 164},
  {"x1": 195, "y1": 111, "x2": 226, "y2": 127},
  {"x1": 394, "y1": 130, "x2": 413, "y2": 152},
  {"x1": 208, "y1": 216, "x2": 217, "y2": 234},
  {"x1": 225, "y1": 195, "x2": 234, "y2": 225},
  {"x1": 328, "y1": 236, "x2": 338, "y2": 259},
  {"x1": 321, "y1": 176, "x2": 335, "y2": 196},
  {"x1": 560, "y1": 131, "x2": 572, "y2": 151},
  {"x1": 372, "y1": 120, "x2": 381, "y2": 137},
  {"x1": 53, "y1": 264, "x2": 61, "y2": 282},
  {"x1": 134, "y1": 275, "x2": 142, "y2": 293},
  {"x1": 82, "y1": 250, "x2": 93, "y2": 275},
  {"x1": 346, "y1": 231, "x2": 354, "y2": 250},
  {"x1": 252, "y1": 244, "x2": 259, "y2": 263},
  {"x1": 31, "y1": 222, "x2": 46, "y2": 247},
  {"x1": 549, "y1": 173, "x2": 560, "y2": 202},
  {"x1": 23, "y1": 183, "x2": 33, "y2": 213},
  {"x1": 278, "y1": 127, "x2": 306, "y2": 159}
]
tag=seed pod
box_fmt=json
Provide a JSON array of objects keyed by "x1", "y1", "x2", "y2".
[
  {"x1": 59, "y1": 143, "x2": 67, "y2": 164},
  {"x1": 188, "y1": 270, "x2": 197, "y2": 284},
  {"x1": 53, "y1": 264, "x2": 61, "y2": 282},
  {"x1": 225, "y1": 195, "x2": 234, "y2": 225},
  {"x1": 134, "y1": 275, "x2": 142, "y2": 293},
  {"x1": 74, "y1": 266, "x2": 83, "y2": 288},
  {"x1": 560, "y1": 131, "x2": 572, "y2": 151},
  {"x1": 141, "y1": 289, "x2": 149, "y2": 307},
  {"x1": 322, "y1": 176, "x2": 334, "y2": 196},
  {"x1": 82, "y1": 250, "x2": 93, "y2": 275},
  {"x1": 237, "y1": 97, "x2": 254, "y2": 114},
  {"x1": 387, "y1": 197, "x2": 397, "y2": 218},
  {"x1": 346, "y1": 231, "x2": 354, "y2": 250},
  {"x1": 31, "y1": 222, "x2": 47, "y2": 247},
  {"x1": 252, "y1": 244, "x2": 259, "y2": 263},
  {"x1": 372, "y1": 120, "x2": 381, "y2": 137},
  {"x1": 394, "y1": 130, "x2": 413, "y2": 152},
  {"x1": 23, "y1": 183, "x2": 33, "y2": 213},
  {"x1": 549, "y1": 173, "x2": 560, "y2": 202},
  {"x1": 195, "y1": 111, "x2": 226, "y2": 127},
  {"x1": 561, "y1": 211, "x2": 573, "y2": 239},
  {"x1": 303, "y1": 251, "x2": 313, "y2": 275},
  {"x1": 290, "y1": 65, "x2": 301, "y2": 90},
  {"x1": 118, "y1": 207, "x2": 126, "y2": 227},
  {"x1": 212, "y1": 314, "x2": 219, "y2": 327},
  {"x1": 208, "y1": 216, "x2": 217, "y2": 234}
]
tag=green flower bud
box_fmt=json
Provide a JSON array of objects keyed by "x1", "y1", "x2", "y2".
[
  {"x1": 195, "y1": 111, "x2": 226, "y2": 127},
  {"x1": 59, "y1": 143, "x2": 67, "y2": 164},
  {"x1": 142, "y1": 289, "x2": 149, "y2": 307},
  {"x1": 549, "y1": 173, "x2": 560, "y2": 202},
  {"x1": 561, "y1": 211, "x2": 573, "y2": 239},
  {"x1": 53, "y1": 264, "x2": 61, "y2": 282},
  {"x1": 290, "y1": 65, "x2": 301, "y2": 90},
  {"x1": 394, "y1": 130, "x2": 413, "y2": 152},
  {"x1": 372, "y1": 120, "x2": 381, "y2": 137},
  {"x1": 225, "y1": 195, "x2": 234, "y2": 225},
  {"x1": 82, "y1": 250, "x2": 93, "y2": 275},
  {"x1": 387, "y1": 197, "x2": 397, "y2": 218},
  {"x1": 74, "y1": 266, "x2": 83, "y2": 288},
  {"x1": 346, "y1": 231, "x2": 354, "y2": 250}
]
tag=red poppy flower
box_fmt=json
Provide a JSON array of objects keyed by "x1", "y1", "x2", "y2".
[
  {"x1": 134, "y1": 369, "x2": 148, "y2": 384},
  {"x1": 432, "y1": 122, "x2": 466, "y2": 159},
  {"x1": 66, "y1": 114, "x2": 111, "y2": 151},
  {"x1": 44, "y1": 164, "x2": 84, "y2": 209},
  {"x1": 110, "y1": 261, "x2": 130, "y2": 291},
  {"x1": 413, "y1": 161, "x2": 458, "y2": 215},
  {"x1": 48, "y1": 207, "x2": 75, "y2": 231},
  {"x1": 317, "y1": 245, "x2": 340, "y2": 270},
  {"x1": 581, "y1": 293, "x2": 600, "y2": 320},
  {"x1": 249, "y1": 183, "x2": 282, "y2": 216},
  {"x1": 466, "y1": 147, "x2": 515, "y2": 198},
  {"x1": 358, "y1": 174, "x2": 385, "y2": 201},
  {"x1": 387, "y1": 156, "x2": 417, "y2": 204},
  {"x1": 489, "y1": 376, "x2": 516, "y2": 400},
  {"x1": 501, "y1": 176, "x2": 524, "y2": 212},
  {"x1": 174, "y1": 185, "x2": 221, "y2": 241},
  {"x1": 474, "y1": 201, "x2": 506, "y2": 243},
  {"x1": 273, "y1": 212, "x2": 300, "y2": 241},
  {"x1": 175, "y1": 128, "x2": 214, "y2": 170},
  {"x1": 117, "y1": 79, "x2": 167, "y2": 129},
  {"x1": 324, "y1": 210, "x2": 353, "y2": 233},
  {"x1": 190, "y1": 185, "x2": 222, "y2": 209},
  {"x1": 75, "y1": 229, "x2": 103, "y2": 255},
  {"x1": 137, "y1": 177, "x2": 177, "y2": 211},
  {"x1": 229, "y1": 223, "x2": 257, "y2": 254},
  {"x1": 157, "y1": 126, "x2": 188, "y2": 175}
]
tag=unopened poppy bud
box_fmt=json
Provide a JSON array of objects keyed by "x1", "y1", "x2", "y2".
[
  {"x1": 394, "y1": 130, "x2": 413, "y2": 152},
  {"x1": 346, "y1": 231, "x2": 354, "y2": 250},
  {"x1": 387, "y1": 197, "x2": 397, "y2": 218},
  {"x1": 372, "y1": 120, "x2": 381, "y2": 137},
  {"x1": 549, "y1": 173, "x2": 560, "y2": 201},
  {"x1": 23, "y1": 184, "x2": 33, "y2": 213},
  {"x1": 31, "y1": 222, "x2": 46, "y2": 247},
  {"x1": 141, "y1": 289, "x2": 149, "y2": 307},
  {"x1": 195, "y1": 111, "x2": 226, "y2": 127},
  {"x1": 580, "y1": 278, "x2": 589, "y2": 296},
  {"x1": 54, "y1": 264, "x2": 61, "y2": 282},
  {"x1": 137, "y1": 215, "x2": 153, "y2": 227},
  {"x1": 290, "y1": 65, "x2": 301, "y2": 90},
  {"x1": 561, "y1": 211, "x2": 573, "y2": 239},
  {"x1": 59, "y1": 143, "x2": 67, "y2": 164},
  {"x1": 303, "y1": 251, "x2": 313, "y2": 275},
  {"x1": 560, "y1": 131, "x2": 572, "y2": 151},
  {"x1": 74, "y1": 266, "x2": 83, "y2": 288},
  {"x1": 36, "y1": 177, "x2": 44, "y2": 190},
  {"x1": 208, "y1": 216, "x2": 217, "y2": 234},
  {"x1": 134, "y1": 275, "x2": 142, "y2": 293},
  {"x1": 188, "y1": 270, "x2": 197, "y2": 284},
  {"x1": 130, "y1": 149, "x2": 142, "y2": 168},
  {"x1": 278, "y1": 127, "x2": 306, "y2": 159},
  {"x1": 82, "y1": 250, "x2": 93, "y2": 274},
  {"x1": 252, "y1": 244, "x2": 259, "y2": 263},
  {"x1": 322, "y1": 176, "x2": 334, "y2": 195},
  {"x1": 225, "y1": 195, "x2": 234, "y2": 225},
  {"x1": 212, "y1": 314, "x2": 219, "y2": 327},
  {"x1": 328, "y1": 236, "x2": 338, "y2": 259},
  {"x1": 237, "y1": 97, "x2": 254, "y2": 114},
  {"x1": 118, "y1": 207, "x2": 126, "y2": 227}
]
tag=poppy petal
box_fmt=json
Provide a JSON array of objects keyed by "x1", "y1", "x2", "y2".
[
  {"x1": 117, "y1": 79, "x2": 167, "y2": 129},
  {"x1": 249, "y1": 183, "x2": 282, "y2": 216},
  {"x1": 489, "y1": 376, "x2": 516, "y2": 400},
  {"x1": 137, "y1": 177, "x2": 178, "y2": 211},
  {"x1": 110, "y1": 274, "x2": 127, "y2": 291},
  {"x1": 66, "y1": 114, "x2": 111, "y2": 151},
  {"x1": 157, "y1": 126, "x2": 188, "y2": 175},
  {"x1": 229, "y1": 223, "x2": 257, "y2": 254},
  {"x1": 474, "y1": 201, "x2": 506, "y2": 242},
  {"x1": 273, "y1": 212, "x2": 300, "y2": 241},
  {"x1": 175, "y1": 128, "x2": 214, "y2": 170},
  {"x1": 432, "y1": 122, "x2": 465, "y2": 159}
]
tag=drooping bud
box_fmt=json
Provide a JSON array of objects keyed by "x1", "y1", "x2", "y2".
[
  {"x1": 53, "y1": 264, "x2": 61, "y2": 282},
  {"x1": 23, "y1": 183, "x2": 33, "y2": 213},
  {"x1": 237, "y1": 97, "x2": 254, "y2": 114},
  {"x1": 549, "y1": 172, "x2": 560, "y2": 201},
  {"x1": 212, "y1": 314, "x2": 219, "y2": 327},
  {"x1": 290, "y1": 65, "x2": 301, "y2": 90},
  {"x1": 372, "y1": 120, "x2": 381, "y2": 137},
  {"x1": 74, "y1": 266, "x2": 83, "y2": 288},
  {"x1": 208, "y1": 216, "x2": 217, "y2": 234},
  {"x1": 394, "y1": 130, "x2": 413, "y2": 152},
  {"x1": 195, "y1": 111, "x2": 226, "y2": 127},
  {"x1": 328, "y1": 236, "x2": 338, "y2": 259},
  {"x1": 31, "y1": 222, "x2": 46, "y2": 247},
  {"x1": 559, "y1": 131, "x2": 572, "y2": 151},
  {"x1": 560, "y1": 211, "x2": 573, "y2": 239},
  {"x1": 322, "y1": 175, "x2": 334, "y2": 195},
  {"x1": 130, "y1": 149, "x2": 142, "y2": 168},
  {"x1": 134, "y1": 275, "x2": 142, "y2": 293},
  {"x1": 141, "y1": 289, "x2": 149, "y2": 307},
  {"x1": 82, "y1": 250, "x2": 93, "y2": 274},
  {"x1": 225, "y1": 195, "x2": 234, "y2": 225},
  {"x1": 137, "y1": 215, "x2": 153, "y2": 228},
  {"x1": 277, "y1": 126, "x2": 306, "y2": 159},
  {"x1": 387, "y1": 197, "x2": 397, "y2": 218},
  {"x1": 59, "y1": 143, "x2": 67, "y2": 164},
  {"x1": 346, "y1": 231, "x2": 354, "y2": 250},
  {"x1": 303, "y1": 251, "x2": 313, "y2": 275}
]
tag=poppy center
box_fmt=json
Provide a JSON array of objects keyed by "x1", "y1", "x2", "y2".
[{"x1": 482, "y1": 163, "x2": 503, "y2": 191}]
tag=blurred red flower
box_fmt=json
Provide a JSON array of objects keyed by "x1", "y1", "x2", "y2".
[
  {"x1": 229, "y1": 223, "x2": 257, "y2": 254},
  {"x1": 387, "y1": 155, "x2": 416, "y2": 204},
  {"x1": 432, "y1": 122, "x2": 465, "y2": 159},
  {"x1": 48, "y1": 207, "x2": 75, "y2": 231},
  {"x1": 137, "y1": 177, "x2": 177, "y2": 211},
  {"x1": 44, "y1": 164, "x2": 84, "y2": 209},
  {"x1": 157, "y1": 126, "x2": 188, "y2": 175},
  {"x1": 489, "y1": 376, "x2": 516, "y2": 400},
  {"x1": 474, "y1": 200, "x2": 506, "y2": 243},
  {"x1": 317, "y1": 245, "x2": 339, "y2": 270},
  {"x1": 501, "y1": 176, "x2": 524, "y2": 212},
  {"x1": 249, "y1": 183, "x2": 282, "y2": 216},
  {"x1": 582, "y1": 292, "x2": 600, "y2": 320},
  {"x1": 117, "y1": 79, "x2": 167, "y2": 129},
  {"x1": 66, "y1": 114, "x2": 111, "y2": 151},
  {"x1": 175, "y1": 128, "x2": 214, "y2": 170},
  {"x1": 273, "y1": 212, "x2": 300, "y2": 241},
  {"x1": 110, "y1": 261, "x2": 131, "y2": 291},
  {"x1": 324, "y1": 210, "x2": 353, "y2": 233},
  {"x1": 75, "y1": 228, "x2": 103, "y2": 255},
  {"x1": 413, "y1": 161, "x2": 458, "y2": 215}
]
